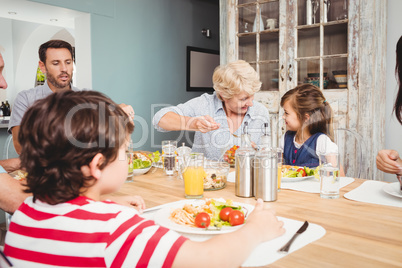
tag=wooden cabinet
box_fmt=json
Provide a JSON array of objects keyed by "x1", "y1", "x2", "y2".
[{"x1": 220, "y1": 0, "x2": 387, "y2": 180}]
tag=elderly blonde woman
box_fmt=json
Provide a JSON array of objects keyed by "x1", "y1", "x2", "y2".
[{"x1": 153, "y1": 60, "x2": 270, "y2": 160}]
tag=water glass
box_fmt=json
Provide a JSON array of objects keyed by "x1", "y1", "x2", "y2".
[
  {"x1": 319, "y1": 153, "x2": 340, "y2": 199},
  {"x1": 162, "y1": 140, "x2": 177, "y2": 176},
  {"x1": 182, "y1": 153, "x2": 204, "y2": 199},
  {"x1": 126, "y1": 141, "x2": 135, "y2": 182},
  {"x1": 275, "y1": 148, "x2": 283, "y2": 191}
]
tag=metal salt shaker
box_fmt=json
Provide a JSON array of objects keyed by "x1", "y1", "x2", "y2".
[
  {"x1": 253, "y1": 148, "x2": 278, "y2": 202},
  {"x1": 235, "y1": 122, "x2": 255, "y2": 197}
]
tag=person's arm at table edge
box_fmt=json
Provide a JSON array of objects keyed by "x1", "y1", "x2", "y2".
[
  {"x1": 0, "y1": 158, "x2": 21, "y2": 173},
  {"x1": 172, "y1": 200, "x2": 285, "y2": 268},
  {"x1": 0, "y1": 173, "x2": 30, "y2": 213},
  {"x1": 158, "y1": 112, "x2": 220, "y2": 133},
  {"x1": 157, "y1": 112, "x2": 197, "y2": 131}
]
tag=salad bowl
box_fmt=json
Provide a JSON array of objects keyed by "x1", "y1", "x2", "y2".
[{"x1": 132, "y1": 166, "x2": 152, "y2": 176}]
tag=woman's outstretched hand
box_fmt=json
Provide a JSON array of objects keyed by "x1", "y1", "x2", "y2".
[
  {"x1": 376, "y1": 149, "x2": 402, "y2": 175},
  {"x1": 190, "y1": 115, "x2": 220, "y2": 133}
]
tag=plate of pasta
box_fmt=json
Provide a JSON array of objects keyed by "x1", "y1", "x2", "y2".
[{"x1": 154, "y1": 198, "x2": 254, "y2": 235}]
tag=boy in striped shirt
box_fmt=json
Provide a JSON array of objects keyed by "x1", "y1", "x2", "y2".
[{"x1": 4, "y1": 90, "x2": 284, "y2": 267}]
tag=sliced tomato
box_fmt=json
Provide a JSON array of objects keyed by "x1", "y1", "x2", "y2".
[
  {"x1": 219, "y1": 207, "x2": 233, "y2": 222},
  {"x1": 297, "y1": 167, "x2": 307, "y2": 177},
  {"x1": 229, "y1": 210, "x2": 245, "y2": 226},
  {"x1": 195, "y1": 212, "x2": 210, "y2": 228}
]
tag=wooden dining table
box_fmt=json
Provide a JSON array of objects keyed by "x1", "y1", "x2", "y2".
[{"x1": 111, "y1": 167, "x2": 402, "y2": 267}]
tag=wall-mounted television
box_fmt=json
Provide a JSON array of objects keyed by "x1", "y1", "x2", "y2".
[{"x1": 186, "y1": 46, "x2": 220, "y2": 92}]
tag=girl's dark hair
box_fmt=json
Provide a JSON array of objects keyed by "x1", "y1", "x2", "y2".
[
  {"x1": 394, "y1": 35, "x2": 402, "y2": 124},
  {"x1": 18, "y1": 90, "x2": 134, "y2": 205},
  {"x1": 280, "y1": 84, "x2": 334, "y2": 141}
]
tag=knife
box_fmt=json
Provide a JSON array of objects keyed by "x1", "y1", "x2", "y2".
[{"x1": 278, "y1": 221, "x2": 309, "y2": 253}]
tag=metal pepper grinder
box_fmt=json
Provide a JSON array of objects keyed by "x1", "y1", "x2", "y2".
[{"x1": 235, "y1": 122, "x2": 255, "y2": 197}]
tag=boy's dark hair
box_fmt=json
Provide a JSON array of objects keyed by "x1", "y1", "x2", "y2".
[
  {"x1": 19, "y1": 90, "x2": 134, "y2": 205},
  {"x1": 38, "y1": 39, "x2": 74, "y2": 63}
]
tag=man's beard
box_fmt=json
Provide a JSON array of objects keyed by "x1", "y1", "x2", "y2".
[{"x1": 46, "y1": 71, "x2": 72, "y2": 89}]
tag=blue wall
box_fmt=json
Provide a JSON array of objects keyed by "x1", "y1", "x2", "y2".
[{"x1": 31, "y1": 0, "x2": 220, "y2": 151}]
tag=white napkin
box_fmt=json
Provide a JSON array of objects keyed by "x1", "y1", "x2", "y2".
[
  {"x1": 143, "y1": 211, "x2": 326, "y2": 267},
  {"x1": 281, "y1": 177, "x2": 355, "y2": 193},
  {"x1": 344, "y1": 181, "x2": 402, "y2": 208}
]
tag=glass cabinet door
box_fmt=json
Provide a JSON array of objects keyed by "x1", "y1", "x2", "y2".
[
  {"x1": 237, "y1": 0, "x2": 281, "y2": 91},
  {"x1": 295, "y1": 0, "x2": 348, "y2": 90}
]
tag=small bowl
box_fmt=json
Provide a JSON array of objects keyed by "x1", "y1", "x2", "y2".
[
  {"x1": 308, "y1": 72, "x2": 327, "y2": 78},
  {"x1": 204, "y1": 160, "x2": 229, "y2": 190},
  {"x1": 332, "y1": 70, "x2": 347, "y2": 75},
  {"x1": 304, "y1": 77, "x2": 329, "y2": 89},
  {"x1": 132, "y1": 165, "x2": 152, "y2": 176},
  {"x1": 333, "y1": 74, "x2": 347, "y2": 88}
]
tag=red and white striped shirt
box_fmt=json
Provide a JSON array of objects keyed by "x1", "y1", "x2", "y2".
[{"x1": 4, "y1": 196, "x2": 187, "y2": 268}]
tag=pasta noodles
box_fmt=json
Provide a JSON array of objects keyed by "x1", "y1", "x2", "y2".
[{"x1": 169, "y1": 202, "x2": 212, "y2": 227}]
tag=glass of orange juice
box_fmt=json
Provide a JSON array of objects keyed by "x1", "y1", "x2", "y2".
[{"x1": 182, "y1": 153, "x2": 204, "y2": 199}]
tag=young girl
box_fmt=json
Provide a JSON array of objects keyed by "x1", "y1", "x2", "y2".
[
  {"x1": 280, "y1": 84, "x2": 338, "y2": 168},
  {"x1": 4, "y1": 90, "x2": 284, "y2": 267}
]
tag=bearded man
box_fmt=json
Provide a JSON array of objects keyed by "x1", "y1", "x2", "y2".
[
  {"x1": 9, "y1": 40, "x2": 135, "y2": 154},
  {"x1": 8, "y1": 40, "x2": 82, "y2": 154}
]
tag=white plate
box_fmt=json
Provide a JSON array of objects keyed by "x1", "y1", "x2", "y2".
[
  {"x1": 132, "y1": 166, "x2": 152, "y2": 176},
  {"x1": 281, "y1": 175, "x2": 315, "y2": 182},
  {"x1": 382, "y1": 182, "x2": 402, "y2": 199},
  {"x1": 154, "y1": 200, "x2": 254, "y2": 235}
]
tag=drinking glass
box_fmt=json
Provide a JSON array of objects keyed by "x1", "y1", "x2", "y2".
[
  {"x1": 162, "y1": 140, "x2": 177, "y2": 176},
  {"x1": 319, "y1": 153, "x2": 340, "y2": 199},
  {"x1": 276, "y1": 148, "x2": 283, "y2": 191},
  {"x1": 126, "y1": 141, "x2": 134, "y2": 182},
  {"x1": 182, "y1": 153, "x2": 204, "y2": 199},
  {"x1": 312, "y1": 0, "x2": 319, "y2": 24}
]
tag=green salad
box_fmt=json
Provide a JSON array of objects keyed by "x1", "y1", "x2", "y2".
[
  {"x1": 209, "y1": 199, "x2": 245, "y2": 228},
  {"x1": 282, "y1": 166, "x2": 315, "y2": 178}
]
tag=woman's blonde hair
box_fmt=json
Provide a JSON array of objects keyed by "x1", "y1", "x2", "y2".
[
  {"x1": 213, "y1": 60, "x2": 261, "y2": 100},
  {"x1": 280, "y1": 84, "x2": 335, "y2": 141}
]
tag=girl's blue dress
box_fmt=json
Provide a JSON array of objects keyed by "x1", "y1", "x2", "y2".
[{"x1": 283, "y1": 131, "x2": 323, "y2": 168}]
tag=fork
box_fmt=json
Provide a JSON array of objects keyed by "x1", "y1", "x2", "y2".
[{"x1": 206, "y1": 224, "x2": 222, "y2": 231}]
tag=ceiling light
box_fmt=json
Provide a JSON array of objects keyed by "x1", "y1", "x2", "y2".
[
  {"x1": 50, "y1": 19, "x2": 58, "y2": 22},
  {"x1": 8, "y1": 12, "x2": 17, "y2": 15}
]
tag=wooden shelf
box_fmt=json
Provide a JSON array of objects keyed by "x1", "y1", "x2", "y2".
[
  {"x1": 238, "y1": 0, "x2": 279, "y2": 7},
  {"x1": 296, "y1": 19, "x2": 348, "y2": 29},
  {"x1": 259, "y1": 59, "x2": 279, "y2": 64},
  {"x1": 322, "y1": 53, "x2": 348, "y2": 59},
  {"x1": 238, "y1": 32, "x2": 257, "y2": 37},
  {"x1": 296, "y1": 56, "x2": 320, "y2": 61}
]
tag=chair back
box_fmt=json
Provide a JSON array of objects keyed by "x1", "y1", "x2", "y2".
[
  {"x1": 2, "y1": 135, "x2": 18, "y2": 160},
  {"x1": 334, "y1": 128, "x2": 367, "y2": 179}
]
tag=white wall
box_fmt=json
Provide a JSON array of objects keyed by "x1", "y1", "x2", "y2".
[
  {"x1": 384, "y1": 0, "x2": 402, "y2": 182},
  {"x1": 0, "y1": 18, "x2": 15, "y2": 104}
]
